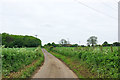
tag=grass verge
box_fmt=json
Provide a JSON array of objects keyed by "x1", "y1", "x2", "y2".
[{"x1": 46, "y1": 49, "x2": 97, "y2": 78}]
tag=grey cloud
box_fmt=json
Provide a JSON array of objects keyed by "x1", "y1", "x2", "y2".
[{"x1": 0, "y1": 0, "x2": 118, "y2": 45}]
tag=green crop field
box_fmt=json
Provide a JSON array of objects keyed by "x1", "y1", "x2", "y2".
[
  {"x1": 48, "y1": 46, "x2": 119, "y2": 78},
  {"x1": 1, "y1": 46, "x2": 44, "y2": 78}
]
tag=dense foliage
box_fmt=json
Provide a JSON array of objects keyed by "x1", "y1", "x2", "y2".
[
  {"x1": 2, "y1": 46, "x2": 43, "y2": 77},
  {"x1": 1, "y1": 33, "x2": 41, "y2": 48},
  {"x1": 49, "y1": 47, "x2": 119, "y2": 78},
  {"x1": 44, "y1": 41, "x2": 120, "y2": 48},
  {"x1": 44, "y1": 42, "x2": 79, "y2": 47},
  {"x1": 102, "y1": 41, "x2": 120, "y2": 47}
]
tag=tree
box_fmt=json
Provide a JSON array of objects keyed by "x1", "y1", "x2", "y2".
[
  {"x1": 87, "y1": 36, "x2": 97, "y2": 47},
  {"x1": 2, "y1": 33, "x2": 42, "y2": 48},
  {"x1": 47, "y1": 43, "x2": 51, "y2": 46},
  {"x1": 70, "y1": 44, "x2": 78, "y2": 47},
  {"x1": 59, "y1": 39, "x2": 68, "y2": 45},
  {"x1": 51, "y1": 42, "x2": 56, "y2": 47},
  {"x1": 102, "y1": 41, "x2": 109, "y2": 46},
  {"x1": 59, "y1": 39, "x2": 71, "y2": 47},
  {"x1": 113, "y1": 42, "x2": 120, "y2": 46}
]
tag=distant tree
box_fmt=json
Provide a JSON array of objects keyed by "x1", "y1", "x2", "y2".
[
  {"x1": 59, "y1": 39, "x2": 68, "y2": 45},
  {"x1": 95, "y1": 44, "x2": 101, "y2": 47},
  {"x1": 70, "y1": 44, "x2": 78, "y2": 47},
  {"x1": 113, "y1": 42, "x2": 120, "y2": 46},
  {"x1": 59, "y1": 39, "x2": 71, "y2": 47},
  {"x1": 81, "y1": 45, "x2": 86, "y2": 47},
  {"x1": 47, "y1": 43, "x2": 51, "y2": 46},
  {"x1": 51, "y1": 42, "x2": 56, "y2": 47},
  {"x1": 44, "y1": 42, "x2": 62, "y2": 47},
  {"x1": 87, "y1": 36, "x2": 97, "y2": 47},
  {"x1": 102, "y1": 41, "x2": 109, "y2": 47}
]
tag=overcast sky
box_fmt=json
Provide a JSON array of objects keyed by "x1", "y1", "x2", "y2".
[{"x1": 0, "y1": 0, "x2": 119, "y2": 45}]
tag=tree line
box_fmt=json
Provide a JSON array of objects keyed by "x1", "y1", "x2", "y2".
[
  {"x1": 1, "y1": 33, "x2": 42, "y2": 48},
  {"x1": 87, "y1": 36, "x2": 120, "y2": 47},
  {"x1": 44, "y1": 36, "x2": 120, "y2": 47}
]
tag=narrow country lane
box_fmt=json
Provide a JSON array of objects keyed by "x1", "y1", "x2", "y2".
[{"x1": 32, "y1": 48, "x2": 78, "y2": 78}]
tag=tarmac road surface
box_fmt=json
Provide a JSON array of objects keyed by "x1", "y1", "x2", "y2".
[{"x1": 32, "y1": 48, "x2": 78, "y2": 78}]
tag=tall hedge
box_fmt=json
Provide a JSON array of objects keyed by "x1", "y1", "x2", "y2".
[{"x1": 1, "y1": 33, "x2": 41, "y2": 48}]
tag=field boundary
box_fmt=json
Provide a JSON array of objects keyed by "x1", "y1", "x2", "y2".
[
  {"x1": 3, "y1": 49, "x2": 44, "y2": 78},
  {"x1": 46, "y1": 49, "x2": 97, "y2": 78}
]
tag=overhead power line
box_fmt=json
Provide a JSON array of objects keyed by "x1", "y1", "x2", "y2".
[
  {"x1": 74, "y1": 0, "x2": 117, "y2": 20},
  {"x1": 102, "y1": 0, "x2": 118, "y2": 10},
  {"x1": 101, "y1": 0, "x2": 117, "y2": 11}
]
